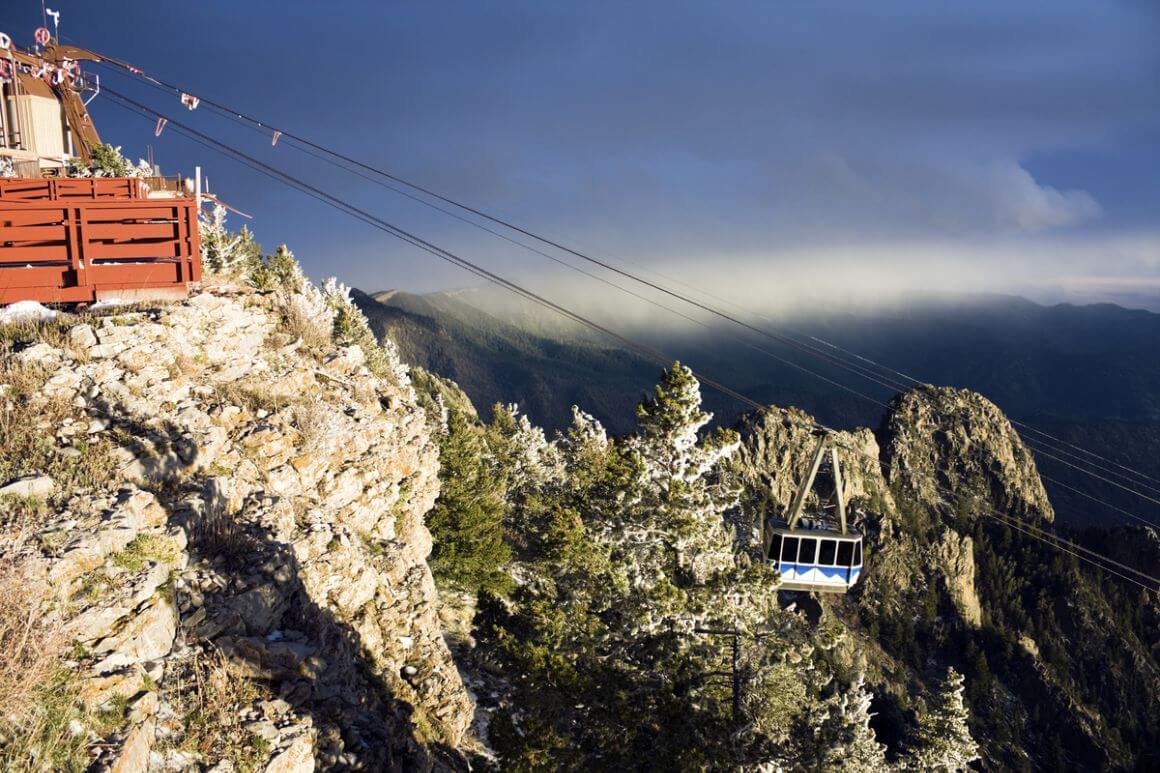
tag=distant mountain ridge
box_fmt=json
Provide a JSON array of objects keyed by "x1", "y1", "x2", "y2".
[
  {"x1": 352, "y1": 288, "x2": 658, "y2": 432},
  {"x1": 354, "y1": 287, "x2": 1160, "y2": 528}
]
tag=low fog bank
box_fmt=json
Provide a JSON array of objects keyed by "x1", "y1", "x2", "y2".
[{"x1": 424, "y1": 232, "x2": 1160, "y2": 338}]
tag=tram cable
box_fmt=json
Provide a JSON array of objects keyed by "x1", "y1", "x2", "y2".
[
  {"x1": 100, "y1": 86, "x2": 895, "y2": 413},
  {"x1": 98, "y1": 74, "x2": 1160, "y2": 525},
  {"x1": 83, "y1": 48, "x2": 1160, "y2": 501},
  {"x1": 1037, "y1": 472, "x2": 1160, "y2": 530},
  {"x1": 98, "y1": 87, "x2": 1160, "y2": 594}
]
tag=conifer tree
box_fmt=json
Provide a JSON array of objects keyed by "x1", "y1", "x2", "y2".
[
  {"x1": 426, "y1": 409, "x2": 512, "y2": 594},
  {"x1": 477, "y1": 364, "x2": 802, "y2": 768},
  {"x1": 626, "y1": 361, "x2": 741, "y2": 588},
  {"x1": 199, "y1": 204, "x2": 262, "y2": 274},
  {"x1": 785, "y1": 675, "x2": 889, "y2": 772},
  {"x1": 903, "y1": 667, "x2": 980, "y2": 771}
]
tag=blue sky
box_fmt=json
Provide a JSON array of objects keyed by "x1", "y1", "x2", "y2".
[{"x1": 3, "y1": 1, "x2": 1157, "y2": 310}]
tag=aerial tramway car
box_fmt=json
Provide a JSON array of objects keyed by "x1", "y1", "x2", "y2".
[{"x1": 764, "y1": 432, "x2": 863, "y2": 593}]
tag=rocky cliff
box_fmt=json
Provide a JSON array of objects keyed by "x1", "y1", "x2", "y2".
[
  {"x1": 0, "y1": 282, "x2": 473, "y2": 770},
  {"x1": 726, "y1": 386, "x2": 1157, "y2": 769},
  {"x1": 883, "y1": 386, "x2": 1054, "y2": 523}
]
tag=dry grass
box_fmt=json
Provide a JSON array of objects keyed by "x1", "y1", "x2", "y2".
[
  {"x1": 0, "y1": 318, "x2": 94, "y2": 365},
  {"x1": 167, "y1": 353, "x2": 201, "y2": 380},
  {"x1": 281, "y1": 299, "x2": 331, "y2": 353},
  {"x1": 0, "y1": 670, "x2": 89, "y2": 772},
  {"x1": 191, "y1": 500, "x2": 249, "y2": 560},
  {"x1": 0, "y1": 364, "x2": 93, "y2": 480},
  {"x1": 0, "y1": 550, "x2": 83, "y2": 771},
  {"x1": 213, "y1": 378, "x2": 294, "y2": 415},
  {"x1": 0, "y1": 553, "x2": 64, "y2": 721},
  {"x1": 0, "y1": 494, "x2": 49, "y2": 536},
  {"x1": 0, "y1": 359, "x2": 118, "y2": 521},
  {"x1": 167, "y1": 649, "x2": 272, "y2": 770},
  {"x1": 293, "y1": 401, "x2": 332, "y2": 453},
  {"x1": 0, "y1": 319, "x2": 72, "y2": 351}
]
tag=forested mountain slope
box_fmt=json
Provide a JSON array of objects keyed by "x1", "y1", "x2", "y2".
[
  {"x1": 361, "y1": 287, "x2": 1160, "y2": 529},
  {"x1": 352, "y1": 289, "x2": 657, "y2": 432},
  {"x1": 415, "y1": 360, "x2": 1159, "y2": 770}
]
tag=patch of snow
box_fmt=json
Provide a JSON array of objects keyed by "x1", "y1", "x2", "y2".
[
  {"x1": 88, "y1": 299, "x2": 129, "y2": 311},
  {"x1": 0, "y1": 300, "x2": 57, "y2": 324}
]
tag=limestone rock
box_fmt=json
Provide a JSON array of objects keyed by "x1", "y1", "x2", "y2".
[
  {"x1": 728, "y1": 406, "x2": 897, "y2": 551},
  {"x1": 930, "y1": 530, "x2": 982, "y2": 627},
  {"x1": 230, "y1": 583, "x2": 289, "y2": 636},
  {"x1": 92, "y1": 593, "x2": 177, "y2": 666},
  {"x1": 70, "y1": 323, "x2": 98, "y2": 349},
  {"x1": 110, "y1": 718, "x2": 154, "y2": 773},
  {"x1": 0, "y1": 474, "x2": 55, "y2": 499},
  {"x1": 265, "y1": 732, "x2": 314, "y2": 773},
  {"x1": 5, "y1": 281, "x2": 473, "y2": 767}
]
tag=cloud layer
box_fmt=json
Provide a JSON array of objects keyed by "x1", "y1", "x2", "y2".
[{"x1": 64, "y1": 0, "x2": 1160, "y2": 309}]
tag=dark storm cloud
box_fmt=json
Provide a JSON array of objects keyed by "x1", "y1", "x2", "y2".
[
  {"x1": 334, "y1": 0, "x2": 1155, "y2": 267},
  {"x1": 5, "y1": 1, "x2": 1155, "y2": 305}
]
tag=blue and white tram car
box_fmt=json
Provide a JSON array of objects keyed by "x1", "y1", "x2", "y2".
[{"x1": 766, "y1": 525, "x2": 863, "y2": 593}]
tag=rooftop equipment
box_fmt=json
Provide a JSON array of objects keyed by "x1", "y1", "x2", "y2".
[{"x1": 0, "y1": 32, "x2": 202, "y2": 305}]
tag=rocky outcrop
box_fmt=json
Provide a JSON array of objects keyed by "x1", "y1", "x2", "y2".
[
  {"x1": 929, "y1": 530, "x2": 982, "y2": 627},
  {"x1": 883, "y1": 386, "x2": 1054, "y2": 522},
  {"x1": 4, "y1": 283, "x2": 473, "y2": 769},
  {"x1": 728, "y1": 406, "x2": 898, "y2": 550}
]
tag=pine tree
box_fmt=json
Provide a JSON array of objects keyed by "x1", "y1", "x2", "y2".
[
  {"x1": 426, "y1": 409, "x2": 512, "y2": 594},
  {"x1": 626, "y1": 361, "x2": 741, "y2": 588},
  {"x1": 903, "y1": 667, "x2": 980, "y2": 771},
  {"x1": 476, "y1": 364, "x2": 801, "y2": 768},
  {"x1": 487, "y1": 403, "x2": 563, "y2": 497},
  {"x1": 786, "y1": 675, "x2": 889, "y2": 772},
  {"x1": 199, "y1": 205, "x2": 262, "y2": 274}
]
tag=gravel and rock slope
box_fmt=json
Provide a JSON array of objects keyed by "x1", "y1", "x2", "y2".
[{"x1": 0, "y1": 282, "x2": 473, "y2": 770}]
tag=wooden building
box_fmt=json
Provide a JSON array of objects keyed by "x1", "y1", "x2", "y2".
[{"x1": 0, "y1": 36, "x2": 203, "y2": 304}]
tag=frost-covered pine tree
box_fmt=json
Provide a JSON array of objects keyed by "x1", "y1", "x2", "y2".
[
  {"x1": 318, "y1": 277, "x2": 411, "y2": 390},
  {"x1": 626, "y1": 361, "x2": 742, "y2": 588},
  {"x1": 488, "y1": 403, "x2": 563, "y2": 494},
  {"x1": 903, "y1": 667, "x2": 979, "y2": 771},
  {"x1": 67, "y1": 144, "x2": 152, "y2": 179},
  {"x1": 478, "y1": 364, "x2": 793, "y2": 768},
  {"x1": 787, "y1": 675, "x2": 889, "y2": 772},
  {"x1": 199, "y1": 205, "x2": 262, "y2": 274}
]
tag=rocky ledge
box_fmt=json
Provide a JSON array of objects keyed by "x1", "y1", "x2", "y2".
[{"x1": 0, "y1": 282, "x2": 473, "y2": 770}]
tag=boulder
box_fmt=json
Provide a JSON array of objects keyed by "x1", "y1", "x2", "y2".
[
  {"x1": 110, "y1": 718, "x2": 154, "y2": 773},
  {"x1": 265, "y1": 733, "x2": 314, "y2": 773},
  {"x1": 69, "y1": 323, "x2": 98, "y2": 349},
  {"x1": 92, "y1": 593, "x2": 177, "y2": 666},
  {"x1": 0, "y1": 474, "x2": 54, "y2": 499}
]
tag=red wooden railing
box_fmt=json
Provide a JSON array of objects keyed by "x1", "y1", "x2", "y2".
[
  {"x1": 0, "y1": 177, "x2": 148, "y2": 202},
  {"x1": 0, "y1": 184, "x2": 201, "y2": 304}
]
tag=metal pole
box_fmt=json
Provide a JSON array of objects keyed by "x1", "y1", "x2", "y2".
[
  {"x1": 785, "y1": 435, "x2": 828, "y2": 529},
  {"x1": 831, "y1": 446, "x2": 847, "y2": 534},
  {"x1": 194, "y1": 165, "x2": 201, "y2": 210}
]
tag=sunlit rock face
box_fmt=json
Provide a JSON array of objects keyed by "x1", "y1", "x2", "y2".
[
  {"x1": 5, "y1": 281, "x2": 473, "y2": 770},
  {"x1": 883, "y1": 385, "x2": 1054, "y2": 524}
]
